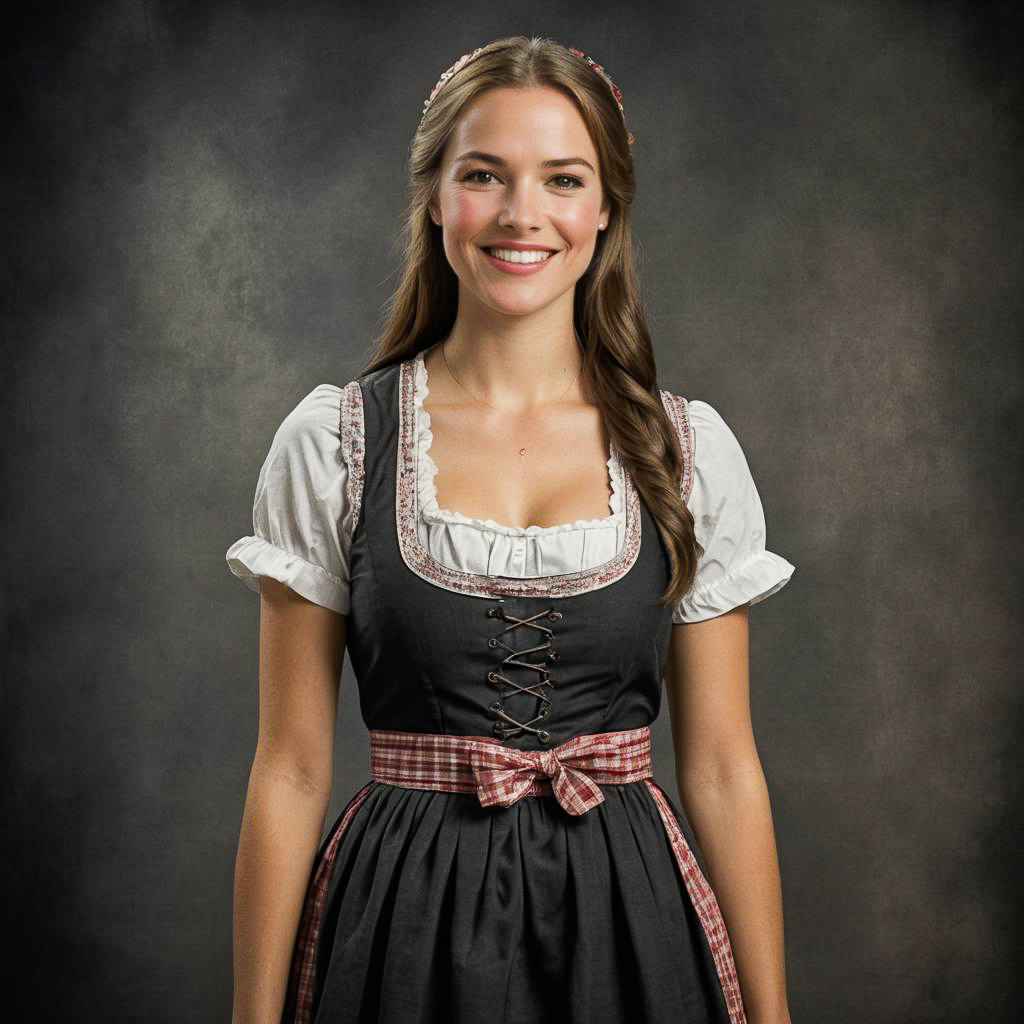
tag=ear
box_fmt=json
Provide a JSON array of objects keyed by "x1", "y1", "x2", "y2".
[
  {"x1": 428, "y1": 199, "x2": 441, "y2": 227},
  {"x1": 600, "y1": 200, "x2": 612, "y2": 227}
]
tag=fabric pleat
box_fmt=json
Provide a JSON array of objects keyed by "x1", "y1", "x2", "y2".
[{"x1": 308, "y1": 782, "x2": 731, "y2": 1024}]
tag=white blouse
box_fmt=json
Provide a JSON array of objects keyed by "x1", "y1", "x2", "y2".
[{"x1": 225, "y1": 349, "x2": 795, "y2": 623}]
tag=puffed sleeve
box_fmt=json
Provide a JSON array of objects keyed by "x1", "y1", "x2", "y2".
[
  {"x1": 225, "y1": 384, "x2": 355, "y2": 615},
  {"x1": 672, "y1": 398, "x2": 795, "y2": 623}
]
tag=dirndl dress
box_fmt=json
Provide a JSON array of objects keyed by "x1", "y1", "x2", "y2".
[{"x1": 225, "y1": 345, "x2": 796, "y2": 1024}]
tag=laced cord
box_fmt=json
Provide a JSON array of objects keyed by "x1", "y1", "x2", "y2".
[{"x1": 484, "y1": 604, "x2": 563, "y2": 743}]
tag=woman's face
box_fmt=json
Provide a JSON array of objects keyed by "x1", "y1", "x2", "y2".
[{"x1": 430, "y1": 86, "x2": 612, "y2": 319}]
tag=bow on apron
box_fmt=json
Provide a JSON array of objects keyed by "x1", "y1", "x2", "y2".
[{"x1": 369, "y1": 725, "x2": 654, "y2": 816}]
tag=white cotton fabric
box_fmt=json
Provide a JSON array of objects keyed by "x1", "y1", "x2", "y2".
[
  {"x1": 676, "y1": 400, "x2": 796, "y2": 622},
  {"x1": 225, "y1": 384, "x2": 353, "y2": 615},
  {"x1": 225, "y1": 368, "x2": 795, "y2": 622}
]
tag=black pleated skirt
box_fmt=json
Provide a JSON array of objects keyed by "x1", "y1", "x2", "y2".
[{"x1": 282, "y1": 778, "x2": 739, "y2": 1024}]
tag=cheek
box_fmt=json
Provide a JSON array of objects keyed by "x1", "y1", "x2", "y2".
[
  {"x1": 449, "y1": 192, "x2": 491, "y2": 233},
  {"x1": 560, "y1": 202, "x2": 602, "y2": 245}
]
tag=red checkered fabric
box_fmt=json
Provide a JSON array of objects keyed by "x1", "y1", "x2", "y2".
[
  {"x1": 284, "y1": 728, "x2": 748, "y2": 1024},
  {"x1": 285, "y1": 780, "x2": 377, "y2": 1024},
  {"x1": 645, "y1": 779, "x2": 748, "y2": 1024},
  {"x1": 370, "y1": 725, "x2": 654, "y2": 815}
]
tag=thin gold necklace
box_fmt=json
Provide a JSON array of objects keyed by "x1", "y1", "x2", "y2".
[{"x1": 440, "y1": 336, "x2": 582, "y2": 457}]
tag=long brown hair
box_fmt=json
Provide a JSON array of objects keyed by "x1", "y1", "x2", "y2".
[{"x1": 360, "y1": 35, "x2": 699, "y2": 608}]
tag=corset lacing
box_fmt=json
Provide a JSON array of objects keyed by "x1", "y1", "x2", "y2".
[{"x1": 484, "y1": 604, "x2": 563, "y2": 744}]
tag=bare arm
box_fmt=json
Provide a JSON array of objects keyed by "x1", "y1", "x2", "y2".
[
  {"x1": 663, "y1": 603, "x2": 791, "y2": 1024},
  {"x1": 232, "y1": 577, "x2": 347, "y2": 1024}
]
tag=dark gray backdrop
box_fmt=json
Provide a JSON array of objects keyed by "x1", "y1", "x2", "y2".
[{"x1": 4, "y1": 0, "x2": 1021, "y2": 1020}]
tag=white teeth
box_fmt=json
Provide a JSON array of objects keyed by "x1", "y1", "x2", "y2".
[{"x1": 485, "y1": 247, "x2": 553, "y2": 264}]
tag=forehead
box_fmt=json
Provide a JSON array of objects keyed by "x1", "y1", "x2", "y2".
[{"x1": 445, "y1": 86, "x2": 597, "y2": 163}]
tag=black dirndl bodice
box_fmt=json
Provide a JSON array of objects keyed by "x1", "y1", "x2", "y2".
[{"x1": 283, "y1": 355, "x2": 744, "y2": 1024}]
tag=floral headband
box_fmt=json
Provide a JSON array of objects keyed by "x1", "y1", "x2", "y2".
[{"x1": 419, "y1": 43, "x2": 635, "y2": 146}]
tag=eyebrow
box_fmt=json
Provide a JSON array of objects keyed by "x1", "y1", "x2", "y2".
[{"x1": 453, "y1": 150, "x2": 596, "y2": 174}]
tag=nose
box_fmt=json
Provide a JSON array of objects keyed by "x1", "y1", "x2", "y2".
[{"x1": 496, "y1": 179, "x2": 544, "y2": 233}]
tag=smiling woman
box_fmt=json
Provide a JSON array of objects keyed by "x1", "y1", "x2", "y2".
[
  {"x1": 429, "y1": 87, "x2": 612, "y2": 311},
  {"x1": 226, "y1": 34, "x2": 795, "y2": 1024}
]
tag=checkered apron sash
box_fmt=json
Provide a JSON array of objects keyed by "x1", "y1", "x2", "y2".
[
  {"x1": 284, "y1": 724, "x2": 749, "y2": 1024},
  {"x1": 369, "y1": 724, "x2": 653, "y2": 815}
]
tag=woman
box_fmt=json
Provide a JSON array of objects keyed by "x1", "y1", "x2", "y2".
[{"x1": 227, "y1": 35, "x2": 795, "y2": 1024}]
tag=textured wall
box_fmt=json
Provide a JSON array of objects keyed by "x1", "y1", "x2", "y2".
[{"x1": 3, "y1": 0, "x2": 1021, "y2": 1020}]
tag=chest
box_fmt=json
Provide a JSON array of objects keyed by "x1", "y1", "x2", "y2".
[{"x1": 422, "y1": 387, "x2": 616, "y2": 531}]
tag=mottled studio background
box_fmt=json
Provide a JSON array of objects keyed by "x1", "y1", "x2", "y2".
[{"x1": 3, "y1": 0, "x2": 1022, "y2": 1020}]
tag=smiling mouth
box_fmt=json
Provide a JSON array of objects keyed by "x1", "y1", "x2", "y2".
[{"x1": 480, "y1": 246, "x2": 557, "y2": 265}]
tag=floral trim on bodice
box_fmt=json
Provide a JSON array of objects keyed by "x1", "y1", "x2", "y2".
[
  {"x1": 394, "y1": 353, "x2": 645, "y2": 599},
  {"x1": 658, "y1": 389, "x2": 695, "y2": 503},
  {"x1": 339, "y1": 380, "x2": 366, "y2": 533}
]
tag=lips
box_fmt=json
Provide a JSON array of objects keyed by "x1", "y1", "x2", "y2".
[
  {"x1": 479, "y1": 245, "x2": 559, "y2": 274},
  {"x1": 477, "y1": 243, "x2": 558, "y2": 252},
  {"x1": 481, "y1": 247, "x2": 554, "y2": 260}
]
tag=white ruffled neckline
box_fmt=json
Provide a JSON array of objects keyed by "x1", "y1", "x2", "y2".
[{"x1": 413, "y1": 345, "x2": 626, "y2": 537}]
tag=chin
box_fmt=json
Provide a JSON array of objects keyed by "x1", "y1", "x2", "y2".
[{"x1": 482, "y1": 289, "x2": 560, "y2": 316}]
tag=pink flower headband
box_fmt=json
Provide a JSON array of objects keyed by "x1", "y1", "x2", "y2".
[{"x1": 419, "y1": 43, "x2": 635, "y2": 146}]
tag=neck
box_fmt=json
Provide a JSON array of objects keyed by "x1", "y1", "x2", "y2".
[{"x1": 434, "y1": 297, "x2": 584, "y2": 409}]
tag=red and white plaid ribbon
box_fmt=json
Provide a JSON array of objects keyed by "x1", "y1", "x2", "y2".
[
  {"x1": 370, "y1": 725, "x2": 653, "y2": 815},
  {"x1": 287, "y1": 725, "x2": 748, "y2": 1024}
]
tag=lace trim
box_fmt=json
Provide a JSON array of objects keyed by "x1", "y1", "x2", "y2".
[
  {"x1": 339, "y1": 380, "x2": 366, "y2": 533},
  {"x1": 659, "y1": 389, "x2": 695, "y2": 503},
  {"x1": 413, "y1": 346, "x2": 625, "y2": 536},
  {"x1": 396, "y1": 354, "x2": 643, "y2": 599}
]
